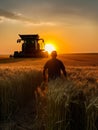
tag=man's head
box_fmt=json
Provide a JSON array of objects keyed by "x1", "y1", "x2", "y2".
[{"x1": 51, "y1": 51, "x2": 57, "y2": 58}]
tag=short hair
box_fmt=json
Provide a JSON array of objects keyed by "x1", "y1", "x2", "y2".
[{"x1": 51, "y1": 51, "x2": 57, "y2": 57}]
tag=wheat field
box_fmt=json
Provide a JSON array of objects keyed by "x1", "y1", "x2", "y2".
[{"x1": 0, "y1": 53, "x2": 98, "y2": 130}]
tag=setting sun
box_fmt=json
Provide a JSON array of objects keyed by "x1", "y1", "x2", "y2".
[{"x1": 45, "y1": 44, "x2": 56, "y2": 54}]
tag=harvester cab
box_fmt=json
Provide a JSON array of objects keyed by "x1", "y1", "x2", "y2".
[{"x1": 13, "y1": 34, "x2": 48, "y2": 58}]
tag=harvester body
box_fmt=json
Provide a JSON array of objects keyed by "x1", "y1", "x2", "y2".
[{"x1": 13, "y1": 34, "x2": 48, "y2": 58}]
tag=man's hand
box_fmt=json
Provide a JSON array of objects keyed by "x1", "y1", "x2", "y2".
[{"x1": 43, "y1": 76, "x2": 47, "y2": 82}]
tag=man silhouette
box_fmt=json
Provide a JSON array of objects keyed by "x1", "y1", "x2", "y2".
[{"x1": 43, "y1": 51, "x2": 67, "y2": 81}]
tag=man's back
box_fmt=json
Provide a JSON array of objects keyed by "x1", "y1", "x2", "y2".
[{"x1": 44, "y1": 58, "x2": 66, "y2": 80}]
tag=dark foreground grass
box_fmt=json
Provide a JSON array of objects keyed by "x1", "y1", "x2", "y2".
[{"x1": 0, "y1": 66, "x2": 98, "y2": 130}]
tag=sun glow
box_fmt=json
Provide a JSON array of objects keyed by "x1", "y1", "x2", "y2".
[{"x1": 45, "y1": 44, "x2": 56, "y2": 54}]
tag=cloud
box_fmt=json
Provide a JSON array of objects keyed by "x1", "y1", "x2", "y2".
[
  {"x1": 0, "y1": 0, "x2": 98, "y2": 25},
  {"x1": 36, "y1": 0, "x2": 98, "y2": 22},
  {"x1": 0, "y1": 9, "x2": 33, "y2": 22},
  {"x1": 0, "y1": 17, "x2": 3, "y2": 23},
  {"x1": 11, "y1": 0, "x2": 97, "y2": 25},
  {"x1": 0, "y1": 8, "x2": 57, "y2": 26},
  {"x1": 41, "y1": 0, "x2": 98, "y2": 21},
  {"x1": 24, "y1": 21, "x2": 56, "y2": 27}
]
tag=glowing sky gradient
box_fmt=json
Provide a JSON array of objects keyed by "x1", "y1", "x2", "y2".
[{"x1": 0, "y1": 0, "x2": 98, "y2": 54}]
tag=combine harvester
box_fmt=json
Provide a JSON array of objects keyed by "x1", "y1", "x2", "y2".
[{"x1": 12, "y1": 34, "x2": 48, "y2": 58}]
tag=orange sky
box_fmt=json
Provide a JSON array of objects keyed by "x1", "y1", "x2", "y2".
[
  {"x1": 0, "y1": 1, "x2": 98, "y2": 54},
  {"x1": 0, "y1": 20, "x2": 97, "y2": 54}
]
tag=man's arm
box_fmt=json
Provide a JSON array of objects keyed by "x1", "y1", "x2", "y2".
[
  {"x1": 62, "y1": 68, "x2": 67, "y2": 77},
  {"x1": 43, "y1": 68, "x2": 47, "y2": 81},
  {"x1": 43, "y1": 62, "x2": 48, "y2": 82},
  {"x1": 60, "y1": 61, "x2": 67, "y2": 77}
]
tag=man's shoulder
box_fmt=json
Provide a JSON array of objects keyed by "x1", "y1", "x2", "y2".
[
  {"x1": 56, "y1": 59, "x2": 65, "y2": 67},
  {"x1": 44, "y1": 59, "x2": 51, "y2": 65},
  {"x1": 56, "y1": 58, "x2": 62, "y2": 63},
  {"x1": 46, "y1": 59, "x2": 52, "y2": 63},
  {"x1": 45, "y1": 58, "x2": 62, "y2": 64}
]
